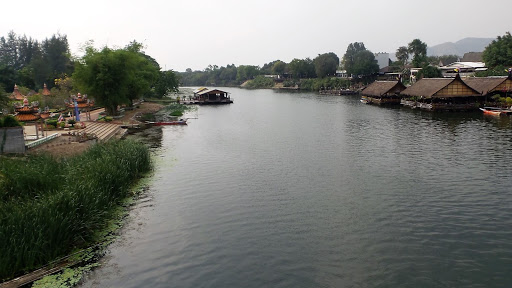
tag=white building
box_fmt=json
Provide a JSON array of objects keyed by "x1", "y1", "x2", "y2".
[
  {"x1": 439, "y1": 62, "x2": 487, "y2": 78},
  {"x1": 374, "y1": 53, "x2": 390, "y2": 69}
]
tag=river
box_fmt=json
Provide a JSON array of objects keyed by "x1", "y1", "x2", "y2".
[{"x1": 81, "y1": 88, "x2": 512, "y2": 287}]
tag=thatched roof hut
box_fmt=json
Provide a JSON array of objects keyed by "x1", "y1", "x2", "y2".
[
  {"x1": 400, "y1": 75, "x2": 480, "y2": 99},
  {"x1": 362, "y1": 81, "x2": 406, "y2": 97}
]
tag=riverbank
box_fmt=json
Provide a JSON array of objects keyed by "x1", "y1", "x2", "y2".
[
  {"x1": 0, "y1": 140, "x2": 152, "y2": 285},
  {"x1": 241, "y1": 76, "x2": 352, "y2": 91}
]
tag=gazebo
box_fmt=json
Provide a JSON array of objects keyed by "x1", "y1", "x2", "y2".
[
  {"x1": 65, "y1": 93, "x2": 95, "y2": 121},
  {"x1": 14, "y1": 97, "x2": 46, "y2": 139}
]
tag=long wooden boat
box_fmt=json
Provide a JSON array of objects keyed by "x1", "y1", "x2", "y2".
[
  {"x1": 146, "y1": 120, "x2": 187, "y2": 126},
  {"x1": 479, "y1": 107, "x2": 512, "y2": 116}
]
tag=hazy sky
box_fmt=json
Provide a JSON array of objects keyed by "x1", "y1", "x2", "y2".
[{"x1": 2, "y1": 0, "x2": 511, "y2": 72}]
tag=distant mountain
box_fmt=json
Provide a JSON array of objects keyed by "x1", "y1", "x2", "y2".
[{"x1": 427, "y1": 37, "x2": 494, "y2": 57}]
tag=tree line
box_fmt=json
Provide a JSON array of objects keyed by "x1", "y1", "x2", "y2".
[
  {"x1": 179, "y1": 52, "x2": 341, "y2": 87},
  {"x1": 0, "y1": 31, "x2": 72, "y2": 93},
  {"x1": 182, "y1": 31, "x2": 512, "y2": 88}
]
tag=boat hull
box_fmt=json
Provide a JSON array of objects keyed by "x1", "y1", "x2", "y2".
[{"x1": 480, "y1": 107, "x2": 512, "y2": 116}]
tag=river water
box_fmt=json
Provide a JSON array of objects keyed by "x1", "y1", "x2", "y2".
[{"x1": 81, "y1": 88, "x2": 512, "y2": 287}]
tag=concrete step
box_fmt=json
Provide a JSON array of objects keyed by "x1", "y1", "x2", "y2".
[{"x1": 83, "y1": 122, "x2": 121, "y2": 142}]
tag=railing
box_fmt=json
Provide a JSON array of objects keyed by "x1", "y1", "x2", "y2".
[{"x1": 26, "y1": 133, "x2": 60, "y2": 149}]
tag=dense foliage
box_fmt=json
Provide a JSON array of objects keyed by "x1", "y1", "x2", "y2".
[
  {"x1": 0, "y1": 31, "x2": 73, "y2": 91},
  {"x1": 73, "y1": 43, "x2": 165, "y2": 115},
  {"x1": 342, "y1": 42, "x2": 379, "y2": 77},
  {"x1": 288, "y1": 58, "x2": 316, "y2": 79},
  {"x1": 244, "y1": 75, "x2": 275, "y2": 89},
  {"x1": 482, "y1": 32, "x2": 512, "y2": 69},
  {"x1": 418, "y1": 66, "x2": 442, "y2": 79},
  {"x1": 313, "y1": 52, "x2": 339, "y2": 78},
  {"x1": 0, "y1": 115, "x2": 21, "y2": 127},
  {"x1": 408, "y1": 39, "x2": 428, "y2": 68},
  {"x1": 0, "y1": 140, "x2": 151, "y2": 281}
]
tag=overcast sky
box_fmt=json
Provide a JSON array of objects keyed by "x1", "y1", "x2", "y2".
[{"x1": 2, "y1": 0, "x2": 511, "y2": 72}]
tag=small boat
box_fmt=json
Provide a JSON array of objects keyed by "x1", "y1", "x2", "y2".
[
  {"x1": 479, "y1": 107, "x2": 512, "y2": 116},
  {"x1": 360, "y1": 97, "x2": 371, "y2": 104},
  {"x1": 147, "y1": 119, "x2": 188, "y2": 126}
]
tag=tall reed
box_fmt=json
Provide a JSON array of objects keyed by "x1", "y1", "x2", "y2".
[{"x1": 0, "y1": 139, "x2": 151, "y2": 281}]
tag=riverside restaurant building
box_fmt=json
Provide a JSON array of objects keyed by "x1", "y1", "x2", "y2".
[{"x1": 400, "y1": 74, "x2": 483, "y2": 111}]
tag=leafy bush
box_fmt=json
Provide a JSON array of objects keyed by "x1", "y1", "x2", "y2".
[
  {"x1": 46, "y1": 119, "x2": 58, "y2": 127},
  {"x1": 1, "y1": 115, "x2": 21, "y2": 127},
  {"x1": 245, "y1": 75, "x2": 274, "y2": 89}
]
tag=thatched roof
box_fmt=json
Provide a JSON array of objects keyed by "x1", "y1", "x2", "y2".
[
  {"x1": 465, "y1": 77, "x2": 509, "y2": 95},
  {"x1": 401, "y1": 75, "x2": 480, "y2": 98},
  {"x1": 361, "y1": 81, "x2": 405, "y2": 97}
]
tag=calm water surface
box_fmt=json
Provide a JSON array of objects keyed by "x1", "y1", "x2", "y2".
[{"x1": 82, "y1": 88, "x2": 512, "y2": 287}]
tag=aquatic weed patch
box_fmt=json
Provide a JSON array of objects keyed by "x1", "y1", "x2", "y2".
[
  {"x1": 164, "y1": 103, "x2": 194, "y2": 117},
  {"x1": 0, "y1": 140, "x2": 152, "y2": 281}
]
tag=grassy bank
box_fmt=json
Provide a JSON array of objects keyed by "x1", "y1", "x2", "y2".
[{"x1": 0, "y1": 140, "x2": 151, "y2": 281}]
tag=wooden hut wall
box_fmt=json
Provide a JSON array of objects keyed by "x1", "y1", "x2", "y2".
[
  {"x1": 494, "y1": 78, "x2": 512, "y2": 93},
  {"x1": 435, "y1": 80, "x2": 479, "y2": 97}
]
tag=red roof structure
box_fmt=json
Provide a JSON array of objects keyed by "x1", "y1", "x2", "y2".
[
  {"x1": 14, "y1": 97, "x2": 41, "y2": 122},
  {"x1": 42, "y1": 83, "x2": 51, "y2": 96},
  {"x1": 9, "y1": 84, "x2": 25, "y2": 101},
  {"x1": 66, "y1": 93, "x2": 94, "y2": 109}
]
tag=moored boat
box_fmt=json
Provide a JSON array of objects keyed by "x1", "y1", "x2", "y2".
[
  {"x1": 479, "y1": 107, "x2": 512, "y2": 116},
  {"x1": 147, "y1": 119, "x2": 188, "y2": 126}
]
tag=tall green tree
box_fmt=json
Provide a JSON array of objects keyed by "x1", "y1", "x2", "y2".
[
  {"x1": 124, "y1": 41, "x2": 159, "y2": 104},
  {"x1": 350, "y1": 50, "x2": 379, "y2": 76},
  {"x1": 342, "y1": 42, "x2": 378, "y2": 76},
  {"x1": 153, "y1": 70, "x2": 180, "y2": 98},
  {"x1": 342, "y1": 42, "x2": 367, "y2": 74},
  {"x1": 395, "y1": 46, "x2": 409, "y2": 66},
  {"x1": 236, "y1": 65, "x2": 260, "y2": 82},
  {"x1": 40, "y1": 34, "x2": 73, "y2": 88},
  {"x1": 408, "y1": 39, "x2": 428, "y2": 68},
  {"x1": 313, "y1": 52, "x2": 339, "y2": 78},
  {"x1": 271, "y1": 60, "x2": 286, "y2": 75},
  {"x1": 74, "y1": 45, "x2": 159, "y2": 115},
  {"x1": 482, "y1": 32, "x2": 512, "y2": 68},
  {"x1": 288, "y1": 58, "x2": 315, "y2": 79}
]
